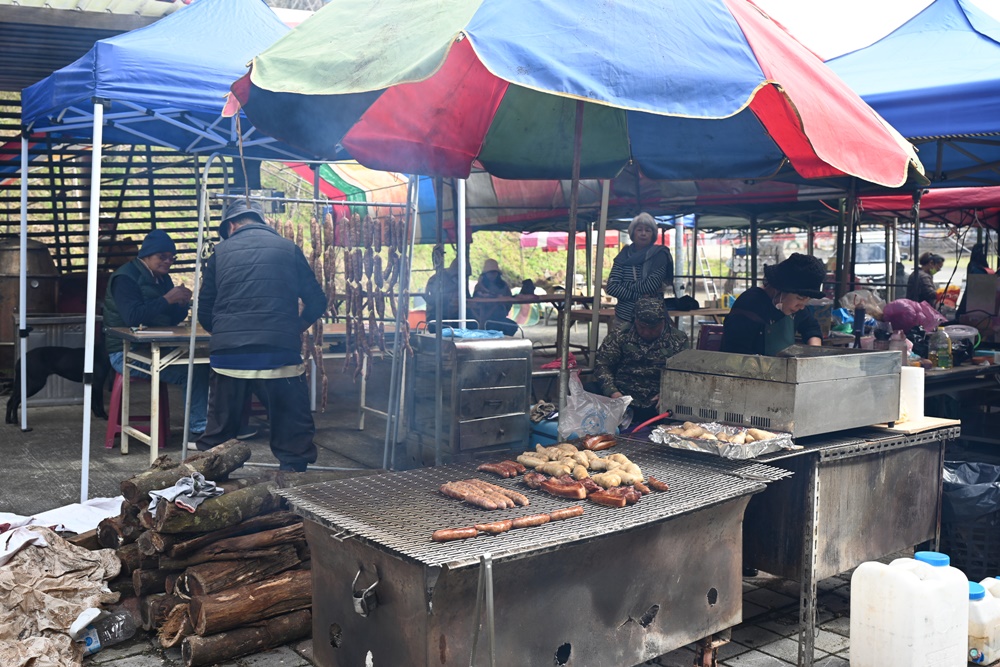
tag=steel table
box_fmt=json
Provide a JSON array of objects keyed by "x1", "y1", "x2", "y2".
[{"x1": 742, "y1": 425, "x2": 962, "y2": 667}]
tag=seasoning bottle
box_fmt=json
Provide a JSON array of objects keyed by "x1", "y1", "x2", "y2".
[{"x1": 928, "y1": 326, "x2": 953, "y2": 369}]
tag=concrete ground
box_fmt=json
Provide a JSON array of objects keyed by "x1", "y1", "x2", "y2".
[{"x1": 2, "y1": 316, "x2": 869, "y2": 666}]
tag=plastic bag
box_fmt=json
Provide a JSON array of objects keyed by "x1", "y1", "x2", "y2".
[
  {"x1": 558, "y1": 371, "x2": 631, "y2": 439},
  {"x1": 839, "y1": 289, "x2": 885, "y2": 319},
  {"x1": 883, "y1": 299, "x2": 946, "y2": 333},
  {"x1": 942, "y1": 461, "x2": 1000, "y2": 523}
]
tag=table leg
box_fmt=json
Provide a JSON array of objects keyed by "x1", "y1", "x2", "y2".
[
  {"x1": 358, "y1": 354, "x2": 368, "y2": 431},
  {"x1": 121, "y1": 341, "x2": 131, "y2": 455},
  {"x1": 797, "y1": 458, "x2": 820, "y2": 667},
  {"x1": 150, "y1": 343, "x2": 161, "y2": 464}
]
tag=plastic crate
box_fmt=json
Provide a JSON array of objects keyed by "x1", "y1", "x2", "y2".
[{"x1": 940, "y1": 512, "x2": 1000, "y2": 582}]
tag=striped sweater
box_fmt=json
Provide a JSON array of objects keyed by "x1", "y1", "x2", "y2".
[{"x1": 605, "y1": 246, "x2": 673, "y2": 322}]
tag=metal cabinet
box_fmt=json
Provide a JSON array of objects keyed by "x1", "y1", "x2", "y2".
[{"x1": 406, "y1": 334, "x2": 531, "y2": 464}]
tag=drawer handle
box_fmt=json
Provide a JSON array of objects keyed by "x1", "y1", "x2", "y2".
[
  {"x1": 497, "y1": 428, "x2": 505, "y2": 436},
  {"x1": 484, "y1": 399, "x2": 502, "y2": 407}
]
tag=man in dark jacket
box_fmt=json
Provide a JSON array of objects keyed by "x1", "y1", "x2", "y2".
[
  {"x1": 195, "y1": 200, "x2": 327, "y2": 471},
  {"x1": 103, "y1": 229, "x2": 209, "y2": 434}
]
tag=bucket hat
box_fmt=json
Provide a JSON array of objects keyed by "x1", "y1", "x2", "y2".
[
  {"x1": 763, "y1": 253, "x2": 825, "y2": 299},
  {"x1": 219, "y1": 199, "x2": 266, "y2": 239}
]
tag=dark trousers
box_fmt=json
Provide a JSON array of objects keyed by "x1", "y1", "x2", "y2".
[{"x1": 199, "y1": 372, "x2": 317, "y2": 471}]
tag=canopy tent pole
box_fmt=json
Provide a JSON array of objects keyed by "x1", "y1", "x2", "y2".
[
  {"x1": 588, "y1": 179, "x2": 611, "y2": 364},
  {"x1": 457, "y1": 179, "x2": 468, "y2": 327},
  {"x1": 558, "y1": 100, "x2": 585, "y2": 413},
  {"x1": 911, "y1": 190, "x2": 923, "y2": 275},
  {"x1": 18, "y1": 134, "x2": 30, "y2": 431},
  {"x1": 387, "y1": 178, "x2": 419, "y2": 470},
  {"x1": 749, "y1": 214, "x2": 759, "y2": 287},
  {"x1": 835, "y1": 200, "x2": 847, "y2": 300},
  {"x1": 181, "y1": 152, "x2": 222, "y2": 459},
  {"x1": 79, "y1": 101, "x2": 106, "y2": 502},
  {"x1": 884, "y1": 221, "x2": 892, "y2": 298},
  {"x1": 310, "y1": 166, "x2": 321, "y2": 413},
  {"x1": 434, "y1": 176, "x2": 445, "y2": 467},
  {"x1": 846, "y1": 180, "x2": 858, "y2": 293}
]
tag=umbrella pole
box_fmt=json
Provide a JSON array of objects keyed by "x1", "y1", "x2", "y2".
[
  {"x1": 457, "y1": 179, "x2": 468, "y2": 326},
  {"x1": 559, "y1": 101, "x2": 585, "y2": 413},
  {"x1": 18, "y1": 134, "x2": 29, "y2": 432},
  {"x1": 588, "y1": 180, "x2": 611, "y2": 365}
]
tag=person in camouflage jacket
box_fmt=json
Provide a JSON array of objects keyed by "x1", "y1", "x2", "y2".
[{"x1": 594, "y1": 296, "x2": 688, "y2": 422}]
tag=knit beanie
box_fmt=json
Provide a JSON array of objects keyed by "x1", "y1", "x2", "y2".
[{"x1": 137, "y1": 229, "x2": 176, "y2": 258}]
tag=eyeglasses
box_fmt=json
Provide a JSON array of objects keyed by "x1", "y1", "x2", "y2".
[{"x1": 152, "y1": 252, "x2": 176, "y2": 262}]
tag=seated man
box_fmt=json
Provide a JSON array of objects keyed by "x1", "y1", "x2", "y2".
[
  {"x1": 424, "y1": 258, "x2": 468, "y2": 331},
  {"x1": 472, "y1": 258, "x2": 519, "y2": 336},
  {"x1": 102, "y1": 229, "x2": 210, "y2": 438},
  {"x1": 594, "y1": 296, "x2": 688, "y2": 425}
]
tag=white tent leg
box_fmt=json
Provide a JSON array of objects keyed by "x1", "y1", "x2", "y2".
[
  {"x1": 182, "y1": 152, "x2": 221, "y2": 460},
  {"x1": 80, "y1": 102, "x2": 105, "y2": 502},
  {"x1": 457, "y1": 178, "x2": 467, "y2": 327},
  {"x1": 588, "y1": 180, "x2": 611, "y2": 363},
  {"x1": 18, "y1": 135, "x2": 29, "y2": 431}
]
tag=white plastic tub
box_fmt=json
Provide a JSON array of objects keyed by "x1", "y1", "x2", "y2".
[
  {"x1": 970, "y1": 580, "x2": 1000, "y2": 664},
  {"x1": 850, "y1": 551, "x2": 968, "y2": 667}
]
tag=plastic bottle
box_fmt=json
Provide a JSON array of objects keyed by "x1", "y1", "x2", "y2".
[
  {"x1": 889, "y1": 329, "x2": 909, "y2": 367},
  {"x1": 981, "y1": 577, "x2": 1000, "y2": 598},
  {"x1": 70, "y1": 609, "x2": 137, "y2": 656},
  {"x1": 850, "y1": 550, "x2": 968, "y2": 666},
  {"x1": 968, "y1": 580, "x2": 1000, "y2": 665},
  {"x1": 929, "y1": 326, "x2": 954, "y2": 369}
]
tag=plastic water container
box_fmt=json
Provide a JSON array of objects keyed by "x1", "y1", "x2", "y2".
[
  {"x1": 850, "y1": 551, "x2": 968, "y2": 666},
  {"x1": 980, "y1": 577, "x2": 1000, "y2": 598},
  {"x1": 970, "y1": 580, "x2": 1000, "y2": 664}
]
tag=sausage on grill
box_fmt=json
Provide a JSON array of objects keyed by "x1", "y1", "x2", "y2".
[{"x1": 432, "y1": 527, "x2": 478, "y2": 542}]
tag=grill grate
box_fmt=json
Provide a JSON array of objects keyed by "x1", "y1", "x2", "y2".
[{"x1": 278, "y1": 439, "x2": 786, "y2": 569}]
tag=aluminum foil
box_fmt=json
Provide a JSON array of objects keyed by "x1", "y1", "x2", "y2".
[{"x1": 649, "y1": 423, "x2": 800, "y2": 460}]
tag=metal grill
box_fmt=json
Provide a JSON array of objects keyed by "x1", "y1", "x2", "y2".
[{"x1": 278, "y1": 439, "x2": 785, "y2": 569}]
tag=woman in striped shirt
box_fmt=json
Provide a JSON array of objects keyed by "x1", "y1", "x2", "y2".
[{"x1": 605, "y1": 212, "x2": 674, "y2": 330}]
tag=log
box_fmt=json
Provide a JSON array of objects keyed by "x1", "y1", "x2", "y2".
[
  {"x1": 189, "y1": 569, "x2": 312, "y2": 636},
  {"x1": 67, "y1": 529, "x2": 100, "y2": 551},
  {"x1": 181, "y1": 609, "x2": 312, "y2": 667},
  {"x1": 117, "y1": 542, "x2": 143, "y2": 575},
  {"x1": 158, "y1": 603, "x2": 194, "y2": 648},
  {"x1": 98, "y1": 516, "x2": 141, "y2": 549},
  {"x1": 141, "y1": 594, "x2": 184, "y2": 632},
  {"x1": 159, "y1": 547, "x2": 291, "y2": 572},
  {"x1": 137, "y1": 530, "x2": 180, "y2": 557},
  {"x1": 183, "y1": 544, "x2": 301, "y2": 597},
  {"x1": 167, "y1": 511, "x2": 300, "y2": 559},
  {"x1": 172, "y1": 523, "x2": 304, "y2": 569},
  {"x1": 153, "y1": 482, "x2": 283, "y2": 534},
  {"x1": 120, "y1": 440, "x2": 252, "y2": 504},
  {"x1": 107, "y1": 574, "x2": 135, "y2": 598},
  {"x1": 164, "y1": 572, "x2": 180, "y2": 595},
  {"x1": 133, "y1": 567, "x2": 179, "y2": 596}
]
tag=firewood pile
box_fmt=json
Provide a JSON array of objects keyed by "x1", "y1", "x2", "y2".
[{"x1": 77, "y1": 441, "x2": 371, "y2": 666}]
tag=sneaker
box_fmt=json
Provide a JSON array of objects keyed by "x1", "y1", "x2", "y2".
[
  {"x1": 187, "y1": 431, "x2": 204, "y2": 451},
  {"x1": 236, "y1": 425, "x2": 258, "y2": 441},
  {"x1": 186, "y1": 441, "x2": 200, "y2": 451}
]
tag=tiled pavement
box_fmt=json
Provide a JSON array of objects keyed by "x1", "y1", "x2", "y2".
[{"x1": 651, "y1": 569, "x2": 860, "y2": 667}]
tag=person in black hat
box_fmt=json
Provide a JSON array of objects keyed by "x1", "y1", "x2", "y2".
[
  {"x1": 103, "y1": 229, "x2": 210, "y2": 435},
  {"x1": 195, "y1": 199, "x2": 327, "y2": 471},
  {"x1": 906, "y1": 252, "x2": 945, "y2": 307},
  {"x1": 721, "y1": 253, "x2": 825, "y2": 356}
]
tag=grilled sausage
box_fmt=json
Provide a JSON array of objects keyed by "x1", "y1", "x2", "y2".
[
  {"x1": 522, "y1": 472, "x2": 548, "y2": 489},
  {"x1": 588, "y1": 438, "x2": 617, "y2": 451},
  {"x1": 477, "y1": 463, "x2": 513, "y2": 478},
  {"x1": 506, "y1": 460, "x2": 528, "y2": 474},
  {"x1": 547, "y1": 505, "x2": 584, "y2": 521},
  {"x1": 511, "y1": 513, "x2": 551, "y2": 529},
  {"x1": 647, "y1": 476, "x2": 670, "y2": 492},
  {"x1": 474, "y1": 520, "x2": 514, "y2": 534},
  {"x1": 494, "y1": 487, "x2": 530, "y2": 507},
  {"x1": 540, "y1": 479, "x2": 588, "y2": 500},
  {"x1": 588, "y1": 491, "x2": 627, "y2": 508},
  {"x1": 634, "y1": 481, "x2": 651, "y2": 495},
  {"x1": 497, "y1": 461, "x2": 521, "y2": 477},
  {"x1": 432, "y1": 527, "x2": 478, "y2": 542}
]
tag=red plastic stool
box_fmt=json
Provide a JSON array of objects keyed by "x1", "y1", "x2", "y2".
[
  {"x1": 105, "y1": 372, "x2": 170, "y2": 449},
  {"x1": 696, "y1": 323, "x2": 726, "y2": 351}
]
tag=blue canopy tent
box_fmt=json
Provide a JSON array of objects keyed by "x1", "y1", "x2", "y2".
[
  {"x1": 16, "y1": 0, "x2": 326, "y2": 501},
  {"x1": 827, "y1": 0, "x2": 1000, "y2": 187}
]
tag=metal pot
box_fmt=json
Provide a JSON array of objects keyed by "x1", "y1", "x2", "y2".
[{"x1": 0, "y1": 238, "x2": 59, "y2": 370}]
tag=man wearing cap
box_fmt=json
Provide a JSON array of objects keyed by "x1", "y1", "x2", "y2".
[
  {"x1": 103, "y1": 229, "x2": 210, "y2": 435},
  {"x1": 721, "y1": 253, "x2": 825, "y2": 356},
  {"x1": 594, "y1": 296, "x2": 688, "y2": 424},
  {"x1": 195, "y1": 199, "x2": 327, "y2": 471}
]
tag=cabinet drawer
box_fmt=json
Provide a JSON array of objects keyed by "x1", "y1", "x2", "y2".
[
  {"x1": 458, "y1": 386, "x2": 526, "y2": 420},
  {"x1": 457, "y1": 358, "x2": 528, "y2": 389},
  {"x1": 458, "y1": 414, "x2": 529, "y2": 451}
]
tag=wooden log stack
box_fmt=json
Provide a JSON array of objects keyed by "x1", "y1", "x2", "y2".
[{"x1": 87, "y1": 440, "x2": 371, "y2": 666}]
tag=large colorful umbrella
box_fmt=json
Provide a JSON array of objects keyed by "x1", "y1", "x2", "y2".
[{"x1": 228, "y1": 0, "x2": 922, "y2": 186}]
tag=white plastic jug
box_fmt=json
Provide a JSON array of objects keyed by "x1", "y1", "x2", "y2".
[
  {"x1": 980, "y1": 577, "x2": 1000, "y2": 599},
  {"x1": 850, "y1": 551, "x2": 968, "y2": 667},
  {"x1": 969, "y1": 581, "x2": 1000, "y2": 664}
]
